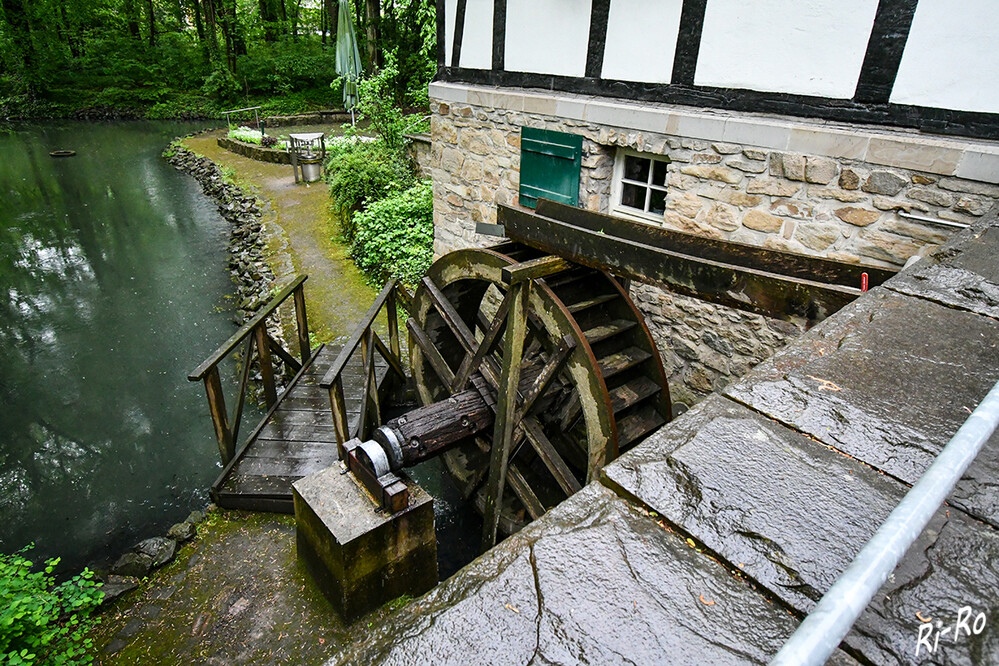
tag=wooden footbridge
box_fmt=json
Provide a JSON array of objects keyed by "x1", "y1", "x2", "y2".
[{"x1": 189, "y1": 276, "x2": 407, "y2": 513}]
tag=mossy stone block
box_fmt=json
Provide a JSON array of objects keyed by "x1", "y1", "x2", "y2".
[{"x1": 293, "y1": 465, "x2": 437, "y2": 621}]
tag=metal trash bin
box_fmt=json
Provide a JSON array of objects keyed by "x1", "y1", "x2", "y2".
[{"x1": 300, "y1": 157, "x2": 322, "y2": 183}]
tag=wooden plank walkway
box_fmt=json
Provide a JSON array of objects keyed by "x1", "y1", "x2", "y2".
[{"x1": 211, "y1": 343, "x2": 388, "y2": 513}]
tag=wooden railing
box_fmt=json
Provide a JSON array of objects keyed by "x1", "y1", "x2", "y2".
[
  {"x1": 320, "y1": 279, "x2": 410, "y2": 459},
  {"x1": 189, "y1": 275, "x2": 311, "y2": 464}
]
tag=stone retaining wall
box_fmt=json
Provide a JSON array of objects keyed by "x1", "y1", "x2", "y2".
[
  {"x1": 405, "y1": 133, "x2": 432, "y2": 178},
  {"x1": 217, "y1": 136, "x2": 292, "y2": 164},
  {"x1": 428, "y1": 84, "x2": 999, "y2": 410},
  {"x1": 263, "y1": 111, "x2": 352, "y2": 127}
]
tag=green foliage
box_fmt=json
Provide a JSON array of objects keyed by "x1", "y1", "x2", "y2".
[
  {"x1": 0, "y1": 0, "x2": 434, "y2": 120},
  {"x1": 350, "y1": 181, "x2": 433, "y2": 286},
  {"x1": 324, "y1": 136, "x2": 412, "y2": 239},
  {"x1": 0, "y1": 547, "x2": 103, "y2": 666},
  {"x1": 356, "y1": 55, "x2": 408, "y2": 153},
  {"x1": 201, "y1": 67, "x2": 241, "y2": 104}
]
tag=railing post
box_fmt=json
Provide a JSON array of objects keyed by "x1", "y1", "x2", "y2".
[
  {"x1": 203, "y1": 367, "x2": 234, "y2": 464},
  {"x1": 293, "y1": 283, "x2": 311, "y2": 366},
  {"x1": 328, "y1": 376, "x2": 349, "y2": 459},
  {"x1": 387, "y1": 282, "x2": 400, "y2": 361},
  {"x1": 254, "y1": 322, "x2": 278, "y2": 406}
]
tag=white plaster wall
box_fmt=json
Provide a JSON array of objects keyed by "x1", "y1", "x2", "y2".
[
  {"x1": 504, "y1": 0, "x2": 591, "y2": 77},
  {"x1": 444, "y1": 0, "x2": 458, "y2": 66},
  {"x1": 601, "y1": 0, "x2": 682, "y2": 83},
  {"x1": 694, "y1": 0, "x2": 878, "y2": 99},
  {"x1": 890, "y1": 0, "x2": 999, "y2": 114},
  {"x1": 457, "y1": 0, "x2": 494, "y2": 70}
]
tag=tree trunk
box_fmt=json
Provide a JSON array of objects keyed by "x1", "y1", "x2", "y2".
[
  {"x1": 145, "y1": 0, "x2": 156, "y2": 46},
  {"x1": 322, "y1": 0, "x2": 336, "y2": 47},
  {"x1": 226, "y1": 0, "x2": 246, "y2": 56},
  {"x1": 364, "y1": 0, "x2": 380, "y2": 72},
  {"x1": 190, "y1": 0, "x2": 205, "y2": 42},
  {"x1": 290, "y1": 0, "x2": 301, "y2": 39},
  {"x1": 58, "y1": 3, "x2": 82, "y2": 58},
  {"x1": 201, "y1": 0, "x2": 222, "y2": 63},
  {"x1": 0, "y1": 0, "x2": 34, "y2": 93},
  {"x1": 123, "y1": 0, "x2": 141, "y2": 40},
  {"x1": 259, "y1": 0, "x2": 277, "y2": 42}
]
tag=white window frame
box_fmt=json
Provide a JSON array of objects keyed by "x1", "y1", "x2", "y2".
[{"x1": 610, "y1": 148, "x2": 672, "y2": 224}]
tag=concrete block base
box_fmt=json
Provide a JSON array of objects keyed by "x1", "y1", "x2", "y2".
[{"x1": 293, "y1": 465, "x2": 437, "y2": 621}]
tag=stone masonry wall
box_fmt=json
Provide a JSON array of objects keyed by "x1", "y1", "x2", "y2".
[{"x1": 428, "y1": 94, "x2": 999, "y2": 409}]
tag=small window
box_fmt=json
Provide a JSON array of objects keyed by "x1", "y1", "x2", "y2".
[{"x1": 613, "y1": 151, "x2": 671, "y2": 219}]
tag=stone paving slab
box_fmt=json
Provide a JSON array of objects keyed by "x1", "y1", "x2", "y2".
[
  {"x1": 884, "y1": 215, "x2": 999, "y2": 320},
  {"x1": 602, "y1": 395, "x2": 999, "y2": 665},
  {"x1": 723, "y1": 287, "x2": 999, "y2": 528},
  {"x1": 328, "y1": 484, "x2": 857, "y2": 666}
]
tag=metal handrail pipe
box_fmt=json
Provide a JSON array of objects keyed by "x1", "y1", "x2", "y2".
[
  {"x1": 897, "y1": 210, "x2": 970, "y2": 229},
  {"x1": 770, "y1": 378, "x2": 999, "y2": 666},
  {"x1": 189, "y1": 275, "x2": 308, "y2": 380},
  {"x1": 221, "y1": 106, "x2": 263, "y2": 115}
]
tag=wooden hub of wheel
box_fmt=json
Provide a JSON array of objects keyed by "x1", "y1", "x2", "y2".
[{"x1": 408, "y1": 242, "x2": 671, "y2": 535}]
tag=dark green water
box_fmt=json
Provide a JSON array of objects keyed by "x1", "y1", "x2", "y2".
[{"x1": 0, "y1": 121, "x2": 235, "y2": 568}]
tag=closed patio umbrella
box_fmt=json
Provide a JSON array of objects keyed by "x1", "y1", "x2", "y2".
[{"x1": 335, "y1": 0, "x2": 363, "y2": 124}]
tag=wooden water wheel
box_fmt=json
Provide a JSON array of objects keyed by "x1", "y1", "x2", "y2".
[{"x1": 407, "y1": 242, "x2": 671, "y2": 538}]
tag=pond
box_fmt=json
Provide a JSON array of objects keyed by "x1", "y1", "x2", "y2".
[{"x1": 0, "y1": 121, "x2": 234, "y2": 569}]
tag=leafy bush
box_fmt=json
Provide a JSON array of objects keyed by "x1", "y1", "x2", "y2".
[
  {"x1": 355, "y1": 55, "x2": 408, "y2": 154},
  {"x1": 0, "y1": 547, "x2": 103, "y2": 665},
  {"x1": 201, "y1": 67, "x2": 241, "y2": 103},
  {"x1": 325, "y1": 137, "x2": 412, "y2": 240},
  {"x1": 350, "y1": 180, "x2": 433, "y2": 285}
]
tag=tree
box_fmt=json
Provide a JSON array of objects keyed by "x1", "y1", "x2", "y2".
[{"x1": 364, "y1": 0, "x2": 379, "y2": 72}]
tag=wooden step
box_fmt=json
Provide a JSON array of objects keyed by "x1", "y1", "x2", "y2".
[
  {"x1": 567, "y1": 293, "x2": 618, "y2": 314},
  {"x1": 616, "y1": 403, "x2": 667, "y2": 449},
  {"x1": 545, "y1": 269, "x2": 597, "y2": 289},
  {"x1": 609, "y1": 376, "x2": 661, "y2": 414},
  {"x1": 584, "y1": 319, "x2": 637, "y2": 345},
  {"x1": 598, "y1": 347, "x2": 652, "y2": 379}
]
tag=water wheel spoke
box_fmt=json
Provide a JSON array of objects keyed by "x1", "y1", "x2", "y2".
[
  {"x1": 407, "y1": 317, "x2": 456, "y2": 386},
  {"x1": 515, "y1": 335, "x2": 575, "y2": 424},
  {"x1": 422, "y1": 276, "x2": 477, "y2": 353},
  {"x1": 520, "y1": 417, "x2": 582, "y2": 496},
  {"x1": 452, "y1": 288, "x2": 514, "y2": 392},
  {"x1": 506, "y1": 463, "x2": 545, "y2": 520}
]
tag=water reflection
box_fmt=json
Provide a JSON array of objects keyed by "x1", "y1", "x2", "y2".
[{"x1": 0, "y1": 121, "x2": 233, "y2": 568}]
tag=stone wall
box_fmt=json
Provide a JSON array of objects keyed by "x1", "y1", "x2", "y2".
[
  {"x1": 405, "y1": 133, "x2": 433, "y2": 179},
  {"x1": 428, "y1": 85, "x2": 999, "y2": 409},
  {"x1": 217, "y1": 137, "x2": 292, "y2": 164},
  {"x1": 630, "y1": 284, "x2": 798, "y2": 412}
]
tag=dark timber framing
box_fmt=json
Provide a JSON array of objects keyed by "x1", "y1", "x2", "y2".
[
  {"x1": 853, "y1": 0, "x2": 919, "y2": 104},
  {"x1": 670, "y1": 0, "x2": 708, "y2": 86},
  {"x1": 584, "y1": 0, "x2": 610, "y2": 79},
  {"x1": 436, "y1": 0, "x2": 445, "y2": 67},
  {"x1": 436, "y1": 0, "x2": 999, "y2": 140},
  {"x1": 491, "y1": 0, "x2": 506, "y2": 71},
  {"x1": 450, "y1": 0, "x2": 467, "y2": 69}
]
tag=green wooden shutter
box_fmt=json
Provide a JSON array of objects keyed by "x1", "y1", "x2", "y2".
[{"x1": 519, "y1": 127, "x2": 583, "y2": 209}]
